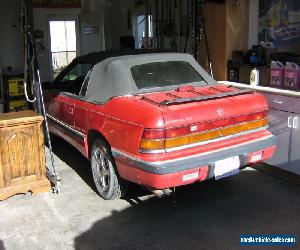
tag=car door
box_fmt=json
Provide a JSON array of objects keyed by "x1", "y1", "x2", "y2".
[
  {"x1": 60, "y1": 94, "x2": 75, "y2": 127},
  {"x1": 73, "y1": 69, "x2": 106, "y2": 155},
  {"x1": 74, "y1": 69, "x2": 92, "y2": 135},
  {"x1": 46, "y1": 62, "x2": 93, "y2": 143}
]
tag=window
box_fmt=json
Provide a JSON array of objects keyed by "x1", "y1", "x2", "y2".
[
  {"x1": 131, "y1": 61, "x2": 205, "y2": 89},
  {"x1": 62, "y1": 63, "x2": 92, "y2": 81},
  {"x1": 49, "y1": 21, "x2": 77, "y2": 78},
  {"x1": 55, "y1": 63, "x2": 92, "y2": 95}
]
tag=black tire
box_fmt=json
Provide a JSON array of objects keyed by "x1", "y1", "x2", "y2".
[{"x1": 90, "y1": 139, "x2": 128, "y2": 200}]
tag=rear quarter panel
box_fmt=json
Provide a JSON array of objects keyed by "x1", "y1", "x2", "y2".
[{"x1": 89, "y1": 97, "x2": 164, "y2": 155}]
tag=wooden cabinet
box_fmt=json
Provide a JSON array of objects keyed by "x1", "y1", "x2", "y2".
[{"x1": 0, "y1": 111, "x2": 50, "y2": 200}]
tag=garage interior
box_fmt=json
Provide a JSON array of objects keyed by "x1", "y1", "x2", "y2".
[{"x1": 0, "y1": 0, "x2": 299, "y2": 249}]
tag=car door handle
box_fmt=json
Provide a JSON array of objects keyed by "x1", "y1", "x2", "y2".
[
  {"x1": 288, "y1": 116, "x2": 293, "y2": 128},
  {"x1": 67, "y1": 107, "x2": 73, "y2": 115},
  {"x1": 293, "y1": 117, "x2": 298, "y2": 129}
]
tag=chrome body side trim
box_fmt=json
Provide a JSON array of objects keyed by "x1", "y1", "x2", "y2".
[{"x1": 46, "y1": 113, "x2": 85, "y2": 139}]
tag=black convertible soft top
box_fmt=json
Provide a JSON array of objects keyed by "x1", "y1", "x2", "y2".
[
  {"x1": 55, "y1": 49, "x2": 170, "y2": 83},
  {"x1": 74, "y1": 49, "x2": 171, "y2": 65},
  {"x1": 85, "y1": 53, "x2": 216, "y2": 103}
]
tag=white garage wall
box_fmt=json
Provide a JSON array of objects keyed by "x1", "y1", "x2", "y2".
[
  {"x1": 0, "y1": 0, "x2": 24, "y2": 75},
  {"x1": 248, "y1": 0, "x2": 259, "y2": 48}
]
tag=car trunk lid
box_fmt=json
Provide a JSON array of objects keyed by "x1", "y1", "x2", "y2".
[
  {"x1": 136, "y1": 84, "x2": 269, "y2": 152},
  {"x1": 139, "y1": 84, "x2": 268, "y2": 127}
]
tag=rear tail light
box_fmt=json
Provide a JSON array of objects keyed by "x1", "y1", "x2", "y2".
[
  {"x1": 219, "y1": 118, "x2": 268, "y2": 137},
  {"x1": 139, "y1": 139, "x2": 165, "y2": 150},
  {"x1": 165, "y1": 130, "x2": 220, "y2": 149},
  {"x1": 139, "y1": 129, "x2": 165, "y2": 151},
  {"x1": 142, "y1": 129, "x2": 165, "y2": 139},
  {"x1": 139, "y1": 111, "x2": 269, "y2": 153},
  {"x1": 165, "y1": 126, "x2": 190, "y2": 138}
]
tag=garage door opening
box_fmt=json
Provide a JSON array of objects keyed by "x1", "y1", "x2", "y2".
[{"x1": 49, "y1": 20, "x2": 77, "y2": 78}]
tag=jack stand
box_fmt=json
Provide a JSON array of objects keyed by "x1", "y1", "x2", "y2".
[{"x1": 46, "y1": 169, "x2": 61, "y2": 194}]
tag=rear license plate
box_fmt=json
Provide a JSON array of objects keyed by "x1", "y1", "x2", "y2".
[{"x1": 214, "y1": 156, "x2": 240, "y2": 180}]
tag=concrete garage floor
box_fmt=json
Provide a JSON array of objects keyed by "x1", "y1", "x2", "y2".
[{"x1": 0, "y1": 137, "x2": 299, "y2": 250}]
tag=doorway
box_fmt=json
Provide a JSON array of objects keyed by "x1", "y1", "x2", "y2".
[{"x1": 134, "y1": 14, "x2": 153, "y2": 49}]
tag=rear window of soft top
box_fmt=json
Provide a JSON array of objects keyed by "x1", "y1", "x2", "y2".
[{"x1": 131, "y1": 61, "x2": 205, "y2": 89}]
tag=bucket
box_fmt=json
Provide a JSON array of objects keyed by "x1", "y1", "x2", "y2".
[
  {"x1": 284, "y1": 62, "x2": 300, "y2": 89},
  {"x1": 270, "y1": 61, "x2": 284, "y2": 87}
]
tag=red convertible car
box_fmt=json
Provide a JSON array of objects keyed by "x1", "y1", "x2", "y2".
[{"x1": 44, "y1": 50, "x2": 276, "y2": 200}]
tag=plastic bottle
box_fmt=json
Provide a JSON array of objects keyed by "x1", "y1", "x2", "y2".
[
  {"x1": 260, "y1": 41, "x2": 276, "y2": 61},
  {"x1": 284, "y1": 62, "x2": 300, "y2": 89},
  {"x1": 270, "y1": 61, "x2": 284, "y2": 87},
  {"x1": 250, "y1": 68, "x2": 259, "y2": 86}
]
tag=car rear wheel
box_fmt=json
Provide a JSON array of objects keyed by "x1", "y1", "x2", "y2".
[{"x1": 91, "y1": 139, "x2": 128, "y2": 200}]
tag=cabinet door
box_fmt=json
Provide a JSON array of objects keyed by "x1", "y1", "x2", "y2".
[
  {"x1": 265, "y1": 108, "x2": 291, "y2": 171},
  {"x1": 289, "y1": 116, "x2": 300, "y2": 175},
  {"x1": 0, "y1": 123, "x2": 44, "y2": 187}
]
